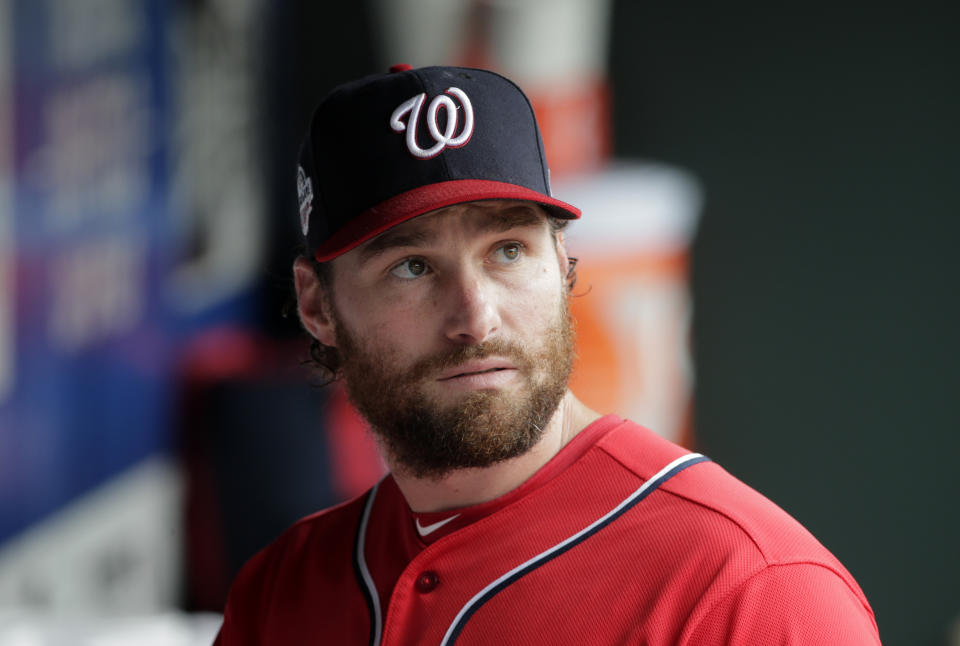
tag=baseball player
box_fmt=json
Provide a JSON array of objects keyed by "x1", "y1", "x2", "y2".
[{"x1": 215, "y1": 65, "x2": 881, "y2": 645}]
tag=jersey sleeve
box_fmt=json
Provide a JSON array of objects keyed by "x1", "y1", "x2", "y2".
[{"x1": 687, "y1": 562, "x2": 881, "y2": 645}]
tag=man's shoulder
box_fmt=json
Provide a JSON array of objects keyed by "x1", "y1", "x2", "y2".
[
  {"x1": 591, "y1": 419, "x2": 876, "y2": 636},
  {"x1": 269, "y1": 488, "x2": 372, "y2": 559},
  {"x1": 233, "y1": 486, "x2": 374, "y2": 590},
  {"x1": 597, "y1": 420, "x2": 850, "y2": 571},
  {"x1": 217, "y1": 486, "x2": 382, "y2": 642}
]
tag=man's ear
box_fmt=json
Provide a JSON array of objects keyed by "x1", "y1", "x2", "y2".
[{"x1": 293, "y1": 257, "x2": 338, "y2": 347}]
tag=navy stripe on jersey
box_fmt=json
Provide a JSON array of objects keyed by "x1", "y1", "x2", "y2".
[
  {"x1": 353, "y1": 482, "x2": 383, "y2": 646},
  {"x1": 440, "y1": 452, "x2": 710, "y2": 646}
]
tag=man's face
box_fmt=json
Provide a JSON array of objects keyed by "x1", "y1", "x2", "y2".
[{"x1": 307, "y1": 200, "x2": 574, "y2": 478}]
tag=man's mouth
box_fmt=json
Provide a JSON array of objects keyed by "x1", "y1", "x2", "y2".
[
  {"x1": 436, "y1": 359, "x2": 517, "y2": 381},
  {"x1": 443, "y1": 367, "x2": 509, "y2": 380}
]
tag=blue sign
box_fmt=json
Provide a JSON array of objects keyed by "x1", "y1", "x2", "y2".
[{"x1": 0, "y1": 0, "x2": 176, "y2": 542}]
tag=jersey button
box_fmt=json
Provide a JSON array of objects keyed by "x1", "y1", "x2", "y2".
[{"x1": 415, "y1": 571, "x2": 440, "y2": 593}]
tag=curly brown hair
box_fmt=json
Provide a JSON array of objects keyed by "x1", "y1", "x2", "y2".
[{"x1": 300, "y1": 216, "x2": 577, "y2": 386}]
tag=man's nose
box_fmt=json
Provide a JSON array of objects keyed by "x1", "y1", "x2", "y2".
[{"x1": 441, "y1": 269, "x2": 501, "y2": 345}]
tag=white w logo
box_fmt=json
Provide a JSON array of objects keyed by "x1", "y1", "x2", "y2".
[{"x1": 390, "y1": 87, "x2": 475, "y2": 159}]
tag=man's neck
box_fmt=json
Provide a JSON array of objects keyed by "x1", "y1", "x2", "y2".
[{"x1": 390, "y1": 391, "x2": 601, "y2": 513}]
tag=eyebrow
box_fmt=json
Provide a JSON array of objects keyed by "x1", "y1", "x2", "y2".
[
  {"x1": 357, "y1": 228, "x2": 435, "y2": 264},
  {"x1": 470, "y1": 206, "x2": 546, "y2": 234},
  {"x1": 357, "y1": 205, "x2": 547, "y2": 264}
]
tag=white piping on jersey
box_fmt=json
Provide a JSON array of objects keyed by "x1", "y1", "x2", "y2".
[
  {"x1": 356, "y1": 480, "x2": 383, "y2": 646},
  {"x1": 438, "y1": 452, "x2": 706, "y2": 646}
]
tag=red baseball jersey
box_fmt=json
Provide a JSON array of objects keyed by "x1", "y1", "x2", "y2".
[{"x1": 215, "y1": 416, "x2": 881, "y2": 645}]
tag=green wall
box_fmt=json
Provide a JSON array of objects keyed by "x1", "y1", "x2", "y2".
[{"x1": 609, "y1": 3, "x2": 958, "y2": 644}]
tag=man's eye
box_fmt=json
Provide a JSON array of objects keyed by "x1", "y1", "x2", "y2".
[
  {"x1": 493, "y1": 243, "x2": 523, "y2": 263},
  {"x1": 390, "y1": 258, "x2": 429, "y2": 279}
]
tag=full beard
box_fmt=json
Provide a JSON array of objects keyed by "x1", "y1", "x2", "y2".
[{"x1": 334, "y1": 299, "x2": 575, "y2": 480}]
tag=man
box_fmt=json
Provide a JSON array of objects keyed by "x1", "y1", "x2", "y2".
[{"x1": 215, "y1": 65, "x2": 881, "y2": 645}]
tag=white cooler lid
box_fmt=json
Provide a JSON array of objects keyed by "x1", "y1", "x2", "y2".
[{"x1": 554, "y1": 161, "x2": 703, "y2": 254}]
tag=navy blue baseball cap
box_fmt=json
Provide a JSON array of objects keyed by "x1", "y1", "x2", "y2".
[{"x1": 297, "y1": 64, "x2": 581, "y2": 262}]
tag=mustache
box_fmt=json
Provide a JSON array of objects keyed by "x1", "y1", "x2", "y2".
[{"x1": 407, "y1": 339, "x2": 533, "y2": 377}]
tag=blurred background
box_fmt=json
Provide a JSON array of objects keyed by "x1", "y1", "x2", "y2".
[{"x1": 1, "y1": 0, "x2": 957, "y2": 644}]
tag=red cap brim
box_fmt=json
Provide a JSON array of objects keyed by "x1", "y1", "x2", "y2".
[{"x1": 313, "y1": 179, "x2": 580, "y2": 262}]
